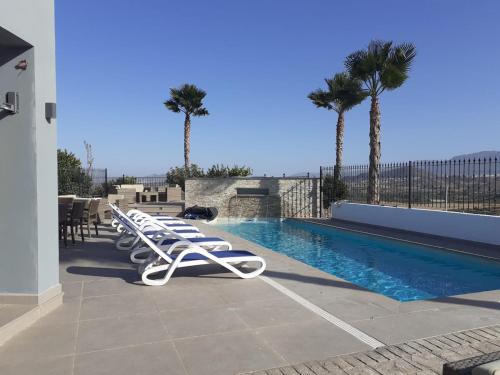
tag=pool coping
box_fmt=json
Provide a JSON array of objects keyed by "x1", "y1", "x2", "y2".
[
  {"x1": 297, "y1": 218, "x2": 500, "y2": 262},
  {"x1": 197, "y1": 220, "x2": 500, "y2": 347}
]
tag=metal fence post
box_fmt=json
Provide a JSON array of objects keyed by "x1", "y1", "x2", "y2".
[
  {"x1": 104, "y1": 168, "x2": 108, "y2": 197},
  {"x1": 495, "y1": 158, "x2": 498, "y2": 214},
  {"x1": 319, "y1": 167, "x2": 323, "y2": 218},
  {"x1": 408, "y1": 161, "x2": 412, "y2": 209}
]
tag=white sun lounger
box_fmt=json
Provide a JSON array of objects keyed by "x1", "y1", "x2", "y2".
[
  {"x1": 136, "y1": 230, "x2": 266, "y2": 286},
  {"x1": 118, "y1": 209, "x2": 232, "y2": 263},
  {"x1": 111, "y1": 206, "x2": 194, "y2": 233},
  {"x1": 130, "y1": 235, "x2": 232, "y2": 264},
  {"x1": 110, "y1": 205, "x2": 204, "y2": 251},
  {"x1": 111, "y1": 209, "x2": 182, "y2": 228}
]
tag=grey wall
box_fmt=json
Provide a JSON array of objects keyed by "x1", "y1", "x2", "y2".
[
  {"x1": 0, "y1": 0, "x2": 58, "y2": 296},
  {"x1": 185, "y1": 178, "x2": 320, "y2": 218}
]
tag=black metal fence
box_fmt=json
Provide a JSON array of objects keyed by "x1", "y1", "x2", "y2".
[
  {"x1": 58, "y1": 168, "x2": 169, "y2": 197},
  {"x1": 321, "y1": 158, "x2": 500, "y2": 215}
]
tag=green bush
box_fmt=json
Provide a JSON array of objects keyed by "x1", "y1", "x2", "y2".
[
  {"x1": 167, "y1": 163, "x2": 253, "y2": 190},
  {"x1": 166, "y1": 164, "x2": 205, "y2": 190},
  {"x1": 206, "y1": 164, "x2": 252, "y2": 177},
  {"x1": 322, "y1": 176, "x2": 348, "y2": 209},
  {"x1": 57, "y1": 149, "x2": 92, "y2": 196}
]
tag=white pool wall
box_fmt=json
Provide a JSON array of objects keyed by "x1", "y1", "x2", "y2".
[{"x1": 331, "y1": 202, "x2": 500, "y2": 246}]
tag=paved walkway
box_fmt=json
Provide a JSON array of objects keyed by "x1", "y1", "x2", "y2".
[
  {"x1": 242, "y1": 325, "x2": 500, "y2": 374},
  {"x1": 0, "y1": 226, "x2": 370, "y2": 375}
]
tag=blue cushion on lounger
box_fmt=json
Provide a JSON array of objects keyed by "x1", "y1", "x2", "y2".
[
  {"x1": 144, "y1": 229, "x2": 198, "y2": 236},
  {"x1": 173, "y1": 250, "x2": 256, "y2": 261},
  {"x1": 154, "y1": 237, "x2": 224, "y2": 244}
]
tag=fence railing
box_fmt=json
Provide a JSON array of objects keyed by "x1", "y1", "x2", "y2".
[
  {"x1": 321, "y1": 158, "x2": 499, "y2": 215},
  {"x1": 58, "y1": 168, "x2": 170, "y2": 197},
  {"x1": 280, "y1": 178, "x2": 320, "y2": 218}
]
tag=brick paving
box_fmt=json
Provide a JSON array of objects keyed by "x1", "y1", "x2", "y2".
[{"x1": 241, "y1": 326, "x2": 500, "y2": 375}]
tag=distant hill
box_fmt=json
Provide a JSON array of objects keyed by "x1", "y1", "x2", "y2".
[
  {"x1": 290, "y1": 151, "x2": 500, "y2": 179},
  {"x1": 340, "y1": 151, "x2": 500, "y2": 179},
  {"x1": 451, "y1": 151, "x2": 500, "y2": 161},
  {"x1": 289, "y1": 172, "x2": 320, "y2": 178}
]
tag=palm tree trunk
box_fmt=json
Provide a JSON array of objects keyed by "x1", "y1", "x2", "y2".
[
  {"x1": 334, "y1": 111, "x2": 345, "y2": 183},
  {"x1": 184, "y1": 113, "x2": 191, "y2": 173},
  {"x1": 368, "y1": 95, "x2": 381, "y2": 204}
]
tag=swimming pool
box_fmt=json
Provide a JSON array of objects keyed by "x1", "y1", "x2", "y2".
[{"x1": 216, "y1": 219, "x2": 500, "y2": 301}]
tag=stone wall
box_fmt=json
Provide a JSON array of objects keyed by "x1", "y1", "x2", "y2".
[{"x1": 185, "y1": 177, "x2": 320, "y2": 218}]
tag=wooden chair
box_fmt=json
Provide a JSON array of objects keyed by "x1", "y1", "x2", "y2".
[
  {"x1": 69, "y1": 201, "x2": 86, "y2": 244},
  {"x1": 84, "y1": 198, "x2": 100, "y2": 237},
  {"x1": 58, "y1": 195, "x2": 75, "y2": 206},
  {"x1": 58, "y1": 204, "x2": 69, "y2": 247}
]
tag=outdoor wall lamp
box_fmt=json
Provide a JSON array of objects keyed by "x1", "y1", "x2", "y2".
[
  {"x1": 0, "y1": 92, "x2": 18, "y2": 114},
  {"x1": 15, "y1": 59, "x2": 28, "y2": 70},
  {"x1": 45, "y1": 102, "x2": 56, "y2": 121}
]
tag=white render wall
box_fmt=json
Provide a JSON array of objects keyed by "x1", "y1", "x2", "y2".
[
  {"x1": 331, "y1": 202, "x2": 500, "y2": 246},
  {"x1": 0, "y1": 0, "x2": 58, "y2": 297}
]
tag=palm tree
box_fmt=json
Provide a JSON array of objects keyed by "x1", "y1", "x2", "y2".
[
  {"x1": 164, "y1": 84, "x2": 209, "y2": 172},
  {"x1": 345, "y1": 40, "x2": 416, "y2": 204},
  {"x1": 308, "y1": 72, "x2": 366, "y2": 183}
]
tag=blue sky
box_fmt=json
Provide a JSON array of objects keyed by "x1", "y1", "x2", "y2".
[{"x1": 55, "y1": 0, "x2": 500, "y2": 176}]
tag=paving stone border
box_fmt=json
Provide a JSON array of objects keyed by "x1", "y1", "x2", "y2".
[{"x1": 241, "y1": 325, "x2": 500, "y2": 375}]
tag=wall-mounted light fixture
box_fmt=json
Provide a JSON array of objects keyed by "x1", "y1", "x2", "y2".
[
  {"x1": 15, "y1": 60, "x2": 28, "y2": 70},
  {"x1": 0, "y1": 92, "x2": 19, "y2": 114},
  {"x1": 45, "y1": 102, "x2": 56, "y2": 121}
]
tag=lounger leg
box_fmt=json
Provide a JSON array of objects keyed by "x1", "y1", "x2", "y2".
[
  {"x1": 130, "y1": 247, "x2": 152, "y2": 264},
  {"x1": 116, "y1": 234, "x2": 139, "y2": 251},
  {"x1": 141, "y1": 263, "x2": 173, "y2": 286},
  {"x1": 87, "y1": 222, "x2": 91, "y2": 238}
]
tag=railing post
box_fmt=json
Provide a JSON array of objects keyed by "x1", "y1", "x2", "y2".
[
  {"x1": 104, "y1": 168, "x2": 108, "y2": 197},
  {"x1": 495, "y1": 158, "x2": 498, "y2": 214},
  {"x1": 408, "y1": 161, "x2": 412, "y2": 209},
  {"x1": 319, "y1": 167, "x2": 323, "y2": 218}
]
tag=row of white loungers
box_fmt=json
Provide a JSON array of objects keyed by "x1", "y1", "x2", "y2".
[
  {"x1": 112, "y1": 208, "x2": 204, "y2": 251},
  {"x1": 110, "y1": 206, "x2": 232, "y2": 263},
  {"x1": 109, "y1": 204, "x2": 266, "y2": 286}
]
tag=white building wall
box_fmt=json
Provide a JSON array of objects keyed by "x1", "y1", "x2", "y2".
[
  {"x1": 331, "y1": 203, "x2": 500, "y2": 246},
  {"x1": 0, "y1": 0, "x2": 59, "y2": 297}
]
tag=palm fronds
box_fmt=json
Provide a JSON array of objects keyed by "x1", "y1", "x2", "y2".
[
  {"x1": 308, "y1": 72, "x2": 366, "y2": 113},
  {"x1": 345, "y1": 40, "x2": 416, "y2": 95},
  {"x1": 164, "y1": 84, "x2": 209, "y2": 116}
]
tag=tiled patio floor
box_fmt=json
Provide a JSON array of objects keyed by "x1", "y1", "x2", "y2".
[
  {"x1": 0, "y1": 221, "x2": 499, "y2": 375},
  {"x1": 0, "y1": 226, "x2": 369, "y2": 375}
]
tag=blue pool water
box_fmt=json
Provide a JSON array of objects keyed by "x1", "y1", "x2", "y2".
[{"x1": 216, "y1": 219, "x2": 500, "y2": 301}]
